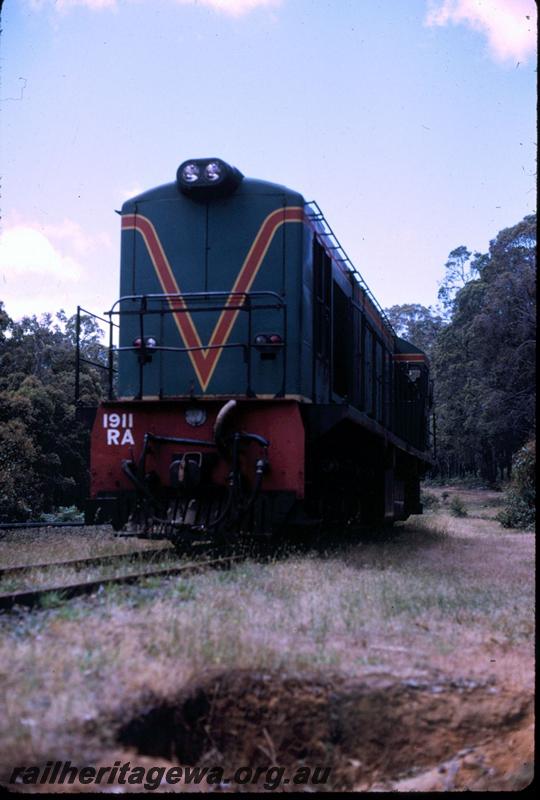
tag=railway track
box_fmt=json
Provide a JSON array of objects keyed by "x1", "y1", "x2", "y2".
[
  {"x1": 0, "y1": 554, "x2": 241, "y2": 612},
  {"x1": 0, "y1": 546, "x2": 175, "y2": 579},
  {"x1": 0, "y1": 521, "x2": 87, "y2": 531}
]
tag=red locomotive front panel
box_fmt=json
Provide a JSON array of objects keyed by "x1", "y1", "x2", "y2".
[{"x1": 90, "y1": 399, "x2": 305, "y2": 499}]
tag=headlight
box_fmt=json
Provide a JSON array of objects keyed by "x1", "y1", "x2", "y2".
[
  {"x1": 181, "y1": 163, "x2": 200, "y2": 183},
  {"x1": 185, "y1": 407, "x2": 207, "y2": 427},
  {"x1": 205, "y1": 162, "x2": 222, "y2": 182},
  {"x1": 177, "y1": 158, "x2": 244, "y2": 198}
]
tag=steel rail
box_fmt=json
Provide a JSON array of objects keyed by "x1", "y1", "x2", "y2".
[
  {"x1": 0, "y1": 546, "x2": 175, "y2": 579},
  {"x1": 0, "y1": 555, "x2": 241, "y2": 612},
  {"x1": 0, "y1": 521, "x2": 88, "y2": 531}
]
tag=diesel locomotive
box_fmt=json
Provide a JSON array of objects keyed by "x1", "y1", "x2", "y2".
[{"x1": 78, "y1": 157, "x2": 432, "y2": 543}]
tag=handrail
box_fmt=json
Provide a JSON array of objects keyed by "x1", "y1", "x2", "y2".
[
  {"x1": 114, "y1": 342, "x2": 247, "y2": 354},
  {"x1": 74, "y1": 290, "x2": 288, "y2": 401},
  {"x1": 107, "y1": 290, "x2": 284, "y2": 315},
  {"x1": 109, "y1": 302, "x2": 282, "y2": 317},
  {"x1": 78, "y1": 306, "x2": 119, "y2": 329},
  {"x1": 75, "y1": 305, "x2": 118, "y2": 403},
  {"x1": 304, "y1": 201, "x2": 396, "y2": 339}
]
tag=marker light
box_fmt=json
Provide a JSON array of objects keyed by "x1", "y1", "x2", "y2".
[
  {"x1": 254, "y1": 333, "x2": 283, "y2": 346},
  {"x1": 132, "y1": 337, "x2": 157, "y2": 351},
  {"x1": 254, "y1": 333, "x2": 284, "y2": 354}
]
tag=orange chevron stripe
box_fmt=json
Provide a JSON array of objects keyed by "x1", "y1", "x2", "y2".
[{"x1": 122, "y1": 206, "x2": 304, "y2": 390}]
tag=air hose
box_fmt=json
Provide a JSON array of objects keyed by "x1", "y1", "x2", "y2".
[{"x1": 213, "y1": 398, "x2": 237, "y2": 456}]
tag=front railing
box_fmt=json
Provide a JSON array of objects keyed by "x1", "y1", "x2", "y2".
[
  {"x1": 75, "y1": 306, "x2": 119, "y2": 403},
  {"x1": 75, "y1": 291, "x2": 287, "y2": 402}
]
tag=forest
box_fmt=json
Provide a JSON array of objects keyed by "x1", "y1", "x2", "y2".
[{"x1": 0, "y1": 213, "x2": 535, "y2": 526}]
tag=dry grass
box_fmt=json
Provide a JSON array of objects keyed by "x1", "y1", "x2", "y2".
[
  {"x1": 0, "y1": 491, "x2": 534, "y2": 789},
  {"x1": 0, "y1": 526, "x2": 170, "y2": 569},
  {"x1": 0, "y1": 554, "x2": 181, "y2": 595},
  {"x1": 423, "y1": 485, "x2": 507, "y2": 520}
]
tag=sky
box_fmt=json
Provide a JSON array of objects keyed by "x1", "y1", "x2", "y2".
[{"x1": 0, "y1": 0, "x2": 536, "y2": 322}]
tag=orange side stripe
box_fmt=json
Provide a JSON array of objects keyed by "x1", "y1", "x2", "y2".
[{"x1": 392, "y1": 354, "x2": 427, "y2": 362}]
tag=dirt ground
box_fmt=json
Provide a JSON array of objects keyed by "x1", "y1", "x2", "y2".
[{"x1": 0, "y1": 487, "x2": 534, "y2": 792}]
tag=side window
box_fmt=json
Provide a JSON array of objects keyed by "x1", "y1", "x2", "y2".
[
  {"x1": 364, "y1": 325, "x2": 373, "y2": 415},
  {"x1": 313, "y1": 238, "x2": 331, "y2": 359},
  {"x1": 383, "y1": 349, "x2": 392, "y2": 428},
  {"x1": 352, "y1": 302, "x2": 363, "y2": 408},
  {"x1": 374, "y1": 338, "x2": 383, "y2": 421},
  {"x1": 332, "y1": 281, "x2": 351, "y2": 398}
]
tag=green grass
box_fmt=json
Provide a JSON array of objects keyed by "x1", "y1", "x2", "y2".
[
  {"x1": 38, "y1": 590, "x2": 68, "y2": 609},
  {"x1": 0, "y1": 578, "x2": 20, "y2": 594}
]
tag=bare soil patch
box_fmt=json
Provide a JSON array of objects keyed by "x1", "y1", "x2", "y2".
[
  {"x1": 5, "y1": 670, "x2": 533, "y2": 792},
  {"x1": 117, "y1": 669, "x2": 532, "y2": 791}
]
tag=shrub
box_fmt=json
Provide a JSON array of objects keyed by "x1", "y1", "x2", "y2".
[
  {"x1": 449, "y1": 496, "x2": 467, "y2": 517},
  {"x1": 38, "y1": 505, "x2": 84, "y2": 523},
  {"x1": 497, "y1": 440, "x2": 535, "y2": 531},
  {"x1": 421, "y1": 491, "x2": 440, "y2": 510}
]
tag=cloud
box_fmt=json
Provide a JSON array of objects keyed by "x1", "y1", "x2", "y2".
[
  {"x1": 175, "y1": 0, "x2": 283, "y2": 14},
  {"x1": 0, "y1": 226, "x2": 83, "y2": 279},
  {"x1": 119, "y1": 184, "x2": 144, "y2": 202},
  {"x1": 0, "y1": 220, "x2": 114, "y2": 321},
  {"x1": 31, "y1": 0, "x2": 283, "y2": 14},
  {"x1": 40, "y1": 219, "x2": 112, "y2": 255},
  {"x1": 0, "y1": 226, "x2": 83, "y2": 320},
  {"x1": 425, "y1": 0, "x2": 537, "y2": 63},
  {"x1": 30, "y1": 0, "x2": 117, "y2": 9}
]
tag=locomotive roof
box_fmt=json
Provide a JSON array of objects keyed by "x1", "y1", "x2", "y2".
[
  {"x1": 121, "y1": 176, "x2": 304, "y2": 213},
  {"x1": 118, "y1": 170, "x2": 428, "y2": 360}
]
